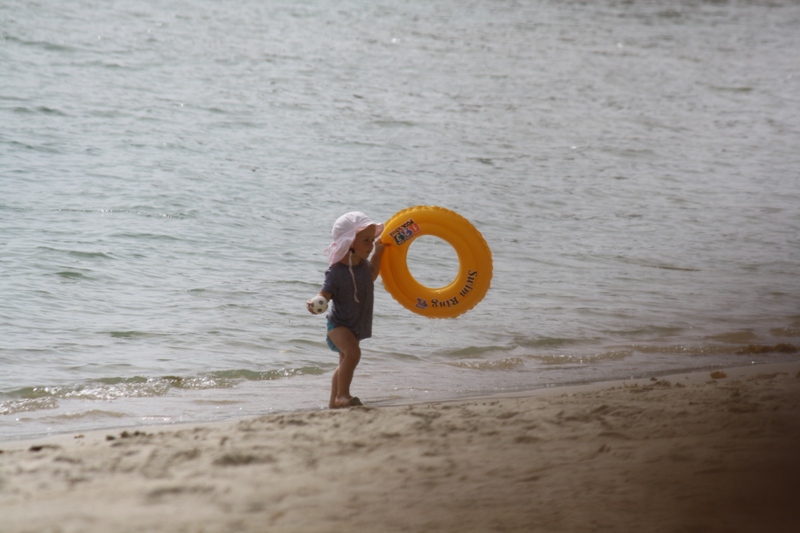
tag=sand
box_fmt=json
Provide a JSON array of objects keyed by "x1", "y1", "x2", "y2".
[{"x1": 2, "y1": 361, "x2": 799, "y2": 533}]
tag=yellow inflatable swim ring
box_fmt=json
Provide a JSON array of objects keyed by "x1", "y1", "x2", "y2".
[{"x1": 380, "y1": 206, "x2": 492, "y2": 318}]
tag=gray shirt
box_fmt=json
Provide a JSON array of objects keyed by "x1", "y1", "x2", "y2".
[{"x1": 322, "y1": 260, "x2": 374, "y2": 340}]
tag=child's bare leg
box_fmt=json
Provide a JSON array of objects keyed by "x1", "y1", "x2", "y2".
[
  {"x1": 328, "y1": 357, "x2": 342, "y2": 409},
  {"x1": 327, "y1": 326, "x2": 362, "y2": 408}
]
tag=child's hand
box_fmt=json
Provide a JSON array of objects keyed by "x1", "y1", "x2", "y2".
[
  {"x1": 307, "y1": 298, "x2": 324, "y2": 315},
  {"x1": 308, "y1": 293, "x2": 330, "y2": 315}
]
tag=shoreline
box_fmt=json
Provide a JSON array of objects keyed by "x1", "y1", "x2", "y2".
[
  {"x1": 2, "y1": 360, "x2": 799, "y2": 532},
  {"x1": 2, "y1": 358, "x2": 796, "y2": 448}
]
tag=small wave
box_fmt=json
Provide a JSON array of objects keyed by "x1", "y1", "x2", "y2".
[
  {"x1": 447, "y1": 357, "x2": 525, "y2": 371},
  {"x1": 770, "y1": 327, "x2": 800, "y2": 338},
  {"x1": 627, "y1": 343, "x2": 798, "y2": 357},
  {"x1": 444, "y1": 345, "x2": 515, "y2": 357},
  {"x1": 515, "y1": 336, "x2": 584, "y2": 349},
  {"x1": 11, "y1": 380, "x2": 172, "y2": 402},
  {"x1": 710, "y1": 85, "x2": 753, "y2": 93},
  {"x1": 109, "y1": 331, "x2": 157, "y2": 339},
  {"x1": 531, "y1": 350, "x2": 632, "y2": 365},
  {"x1": 1, "y1": 397, "x2": 58, "y2": 416},
  {"x1": 1, "y1": 33, "x2": 77, "y2": 52},
  {"x1": 735, "y1": 344, "x2": 797, "y2": 355},
  {"x1": 12, "y1": 105, "x2": 69, "y2": 116},
  {"x1": 36, "y1": 246, "x2": 114, "y2": 260},
  {"x1": 68, "y1": 250, "x2": 114, "y2": 260},
  {"x1": 629, "y1": 344, "x2": 730, "y2": 356},
  {"x1": 640, "y1": 263, "x2": 701, "y2": 272},
  {"x1": 95, "y1": 376, "x2": 148, "y2": 385},
  {"x1": 613, "y1": 256, "x2": 701, "y2": 272},
  {"x1": 52, "y1": 208, "x2": 194, "y2": 219},
  {"x1": 50, "y1": 409, "x2": 127, "y2": 420},
  {"x1": 371, "y1": 119, "x2": 417, "y2": 128},
  {"x1": 111, "y1": 232, "x2": 184, "y2": 241},
  {"x1": 1, "y1": 367, "x2": 326, "y2": 415},
  {"x1": 706, "y1": 331, "x2": 760, "y2": 344},
  {"x1": 209, "y1": 367, "x2": 326, "y2": 381},
  {"x1": 7, "y1": 140, "x2": 61, "y2": 153},
  {"x1": 56, "y1": 271, "x2": 89, "y2": 280}
]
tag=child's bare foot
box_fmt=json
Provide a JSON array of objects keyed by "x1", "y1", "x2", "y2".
[{"x1": 333, "y1": 396, "x2": 362, "y2": 408}]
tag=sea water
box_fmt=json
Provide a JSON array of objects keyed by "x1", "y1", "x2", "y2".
[{"x1": 2, "y1": 0, "x2": 799, "y2": 441}]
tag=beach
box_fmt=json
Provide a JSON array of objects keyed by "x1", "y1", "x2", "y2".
[
  {"x1": 3, "y1": 3, "x2": 800, "y2": 530},
  {"x1": 2, "y1": 361, "x2": 799, "y2": 533}
]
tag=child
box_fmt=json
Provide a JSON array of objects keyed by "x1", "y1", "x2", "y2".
[{"x1": 307, "y1": 212, "x2": 386, "y2": 409}]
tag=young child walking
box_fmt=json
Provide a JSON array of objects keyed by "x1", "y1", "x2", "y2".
[{"x1": 307, "y1": 212, "x2": 385, "y2": 408}]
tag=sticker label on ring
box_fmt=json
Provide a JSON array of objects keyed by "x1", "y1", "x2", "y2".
[{"x1": 388, "y1": 218, "x2": 421, "y2": 246}]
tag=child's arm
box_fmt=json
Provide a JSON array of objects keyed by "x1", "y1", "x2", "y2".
[{"x1": 369, "y1": 241, "x2": 386, "y2": 281}]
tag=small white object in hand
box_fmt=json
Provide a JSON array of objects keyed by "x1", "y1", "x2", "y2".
[{"x1": 309, "y1": 295, "x2": 328, "y2": 315}]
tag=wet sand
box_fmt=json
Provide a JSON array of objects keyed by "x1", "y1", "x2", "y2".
[{"x1": 2, "y1": 361, "x2": 799, "y2": 533}]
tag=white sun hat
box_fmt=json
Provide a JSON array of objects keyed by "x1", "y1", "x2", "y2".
[{"x1": 324, "y1": 211, "x2": 384, "y2": 267}]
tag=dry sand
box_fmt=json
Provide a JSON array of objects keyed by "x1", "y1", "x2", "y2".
[{"x1": 2, "y1": 362, "x2": 799, "y2": 533}]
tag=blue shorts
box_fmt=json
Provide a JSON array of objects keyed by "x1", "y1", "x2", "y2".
[{"x1": 326, "y1": 320, "x2": 340, "y2": 353}]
